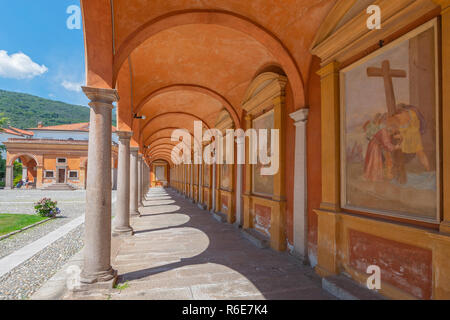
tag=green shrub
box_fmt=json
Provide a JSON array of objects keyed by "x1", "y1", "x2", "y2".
[
  {"x1": 13, "y1": 175, "x2": 22, "y2": 187},
  {"x1": 34, "y1": 198, "x2": 61, "y2": 218}
]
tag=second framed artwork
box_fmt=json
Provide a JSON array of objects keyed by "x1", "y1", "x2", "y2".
[{"x1": 340, "y1": 19, "x2": 441, "y2": 223}]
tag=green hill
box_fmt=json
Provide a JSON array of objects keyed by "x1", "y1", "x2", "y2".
[{"x1": 0, "y1": 89, "x2": 117, "y2": 129}]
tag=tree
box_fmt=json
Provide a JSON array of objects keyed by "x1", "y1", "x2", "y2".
[
  {"x1": 13, "y1": 161, "x2": 23, "y2": 186},
  {"x1": 0, "y1": 112, "x2": 9, "y2": 187}
]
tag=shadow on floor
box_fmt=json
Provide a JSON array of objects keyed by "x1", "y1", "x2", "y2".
[{"x1": 107, "y1": 188, "x2": 333, "y2": 300}]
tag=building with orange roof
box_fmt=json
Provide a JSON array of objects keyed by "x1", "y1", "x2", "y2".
[{"x1": 2, "y1": 122, "x2": 118, "y2": 190}]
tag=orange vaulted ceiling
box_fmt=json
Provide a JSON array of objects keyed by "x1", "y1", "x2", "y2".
[
  {"x1": 81, "y1": 0, "x2": 336, "y2": 163},
  {"x1": 129, "y1": 24, "x2": 276, "y2": 118}
]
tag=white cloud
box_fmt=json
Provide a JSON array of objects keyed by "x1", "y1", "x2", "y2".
[
  {"x1": 61, "y1": 80, "x2": 83, "y2": 92},
  {"x1": 0, "y1": 50, "x2": 48, "y2": 79}
]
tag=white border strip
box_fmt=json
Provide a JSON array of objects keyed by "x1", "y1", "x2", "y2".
[{"x1": 0, "y1": 215, "x2": 85, "y2": 278}]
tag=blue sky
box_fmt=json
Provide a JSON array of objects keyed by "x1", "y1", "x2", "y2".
[{"x1": 0, "y1": 1, "x2": 88, "y2": 106}]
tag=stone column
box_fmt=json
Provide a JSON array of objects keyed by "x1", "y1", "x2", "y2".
[
  {"x1": 190, "y1": 164, "x2": 194, "y2": 201},
  {"x1": 80, "y1": 86, "x2": 118, "y2": 285},
  {"x1": 113, "y1": 131, "x2": 134, "y2": 236},
  {"x1": 5, "y1": 165, "x2": 13, "y2": 189},
  {"x1": 130, "y1": 147, "x2": 140, "y2": 217},
  {"x1": 142, "y1": 162, "x2": 147, "y2": 199},
  {"x1": 111, "y1": 167, "x2": 118, "y2": 190},
  {"x1": 138, "y1": 154, "x2": 144, "y2": 207},
  {"x1": 22, "y1": 166, "x2": 28, "y2": 182},
  {"x1": 211, "y1": 161, "x2": 217, "y2": 213},
  {"x1": 290, "y1": 108, "x2": 309, "y2": 262},
  {"x1": 235, "y1": 131, "x2": 245, "y2": 227},
  {"x1": 199, "y1": 163, "x2": 203, "y2": 204}
]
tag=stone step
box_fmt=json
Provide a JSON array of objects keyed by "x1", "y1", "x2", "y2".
[
  {"x1": 240, "y1": 229, "x2": 269, "y2": 249},
  {"x1": 43, "y1": 183, "x2": 76, "y2": 191},
  {"x1": 322, "y1": 274, "x2": 386, "y2": 300}
]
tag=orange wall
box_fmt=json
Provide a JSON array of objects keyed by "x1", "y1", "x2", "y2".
[{"x1": 42, "y1": 156, "x2": 83, "y2": 185}]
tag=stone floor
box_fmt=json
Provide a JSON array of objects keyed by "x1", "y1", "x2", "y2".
[{"x1": 67, "y1": 188, "x2": 335, "y2": 300}]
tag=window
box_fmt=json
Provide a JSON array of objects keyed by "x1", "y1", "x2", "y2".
[
  {"x1": 68, "y1": 171, "x2": 79, "y2": 179},
  {"x1": 57, "y1": 158, "x2": 67, "y2": 164},
  {"x1": 45, "y1": 171, "x2": 55, "y2": 179}
]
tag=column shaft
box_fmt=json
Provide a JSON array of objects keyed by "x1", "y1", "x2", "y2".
[
  {"x1": 138, "y1": 155, "x2": 143, "y2": 207},
  {"x1": 80, "y1": 86, "x2": 117, "y2": 284},
  {"x1": 290, "y1": 109, "x2": 309, "y2": 261},
  {"x1": 5, "y1": 165, "x2": 13, "y2": 189},
  {"x1": 130, "y1": 148, "x2": 140, "y2": 216},
  {"x1": 22, "y1": 167, "x2": 28, "y2": 181},
  {"x1": 211, "y1": 163, "x2": 217, "y2": 212},
  {"x1": 113, "y1": 131, "x2": 133, "y2": 236}
]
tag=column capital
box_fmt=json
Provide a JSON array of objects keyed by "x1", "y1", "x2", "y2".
[
  {"x1": 116, "y1": 131, "x2": 133, "y2": 140},
  {"x1": 82, "y1": 86, "x2": 119, "y2": 104},
  {"x1": 138, "y1": 154, "x2": 144, "y2": 160},
  {"x1": 317, "y1": 61, "x2": 340, "y2": 78},
  {"x1": 130, "y1": 147, "x2": 139, "y2": 154},
  {"x1": 289, "y1": 108, "x2": 309, "y2": 125},
  {"x1": 432, "y1": 0, "x2": 450, "y2": 11}
]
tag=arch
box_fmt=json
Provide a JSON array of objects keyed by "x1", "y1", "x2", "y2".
[
  {"x1": 150, "y1": 159, "x2": 170, "y2": 167},
  {"x1": 145, "y1": 128, "x2": 195, "y2": 146},
  {"x1": 147, "y1": 137, "x2": 178, "y2": 148},
  {"x1": 8, "y1": 153, "x2": 41, "y2": 167},
  {"x1": 140, "y1": 112, "x2": 210, "y2": 135},
  {"x1": 143, "y1": 127, "x2": 201, "y2": 147},
  {"x1": 148, "y1": 146, "x2": 179, "y2": 155},
  {"x1": 151, "y1": 156, "x2": 173, "y2": 166},
  {"x1": 113, "y1": 10, "x2": 305, "y2": 109},
  {"x1": 135, "y1": 84, "x2": 241, "y2": 127},
  {"x1": 149, "y1": 142, "x2": 180, "y2": 151},
  {"x1": 149, "y1": 152, "x2": 175, "y2": 162},
  {"x1": 242, "y1": 71, "x2": 287, "y2": 105}
]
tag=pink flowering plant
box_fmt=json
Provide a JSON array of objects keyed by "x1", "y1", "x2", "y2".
[{"x1": 34, "y1": 198, "x2": 61, "y2": 218}]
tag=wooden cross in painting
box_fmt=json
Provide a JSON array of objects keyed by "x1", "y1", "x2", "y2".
[
  {"x1": 367, "y1": 60, "x2": 407, "y2": 116},
  {"x1": 366, "y1": 60, "x2": 408, "y2": 184}
]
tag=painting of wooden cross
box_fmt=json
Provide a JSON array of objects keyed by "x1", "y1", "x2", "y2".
[
  {"x1": 366, "y1": 60, "x2": 408, "y2": 184},
  {"x1": 367, "y1": 60, "x2": 407, "y2": 116}
]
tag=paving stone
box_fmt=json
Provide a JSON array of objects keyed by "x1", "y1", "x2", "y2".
[{"x1": 63, "y1": 188, "x2": 334, "y2": 300}]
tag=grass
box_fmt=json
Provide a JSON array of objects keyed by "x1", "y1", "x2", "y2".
[
  {"x1": 0, "y1": 214, "x2": 47, "y2": 236},
  {"x1": 114, "y1": 282, "x2": 130, "y2": 291}
]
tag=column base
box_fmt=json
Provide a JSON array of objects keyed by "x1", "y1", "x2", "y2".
[
  {"x1": 197, "y1": 203, "x2": 207, "y2": 210},
  {"x1": 290, "y1": 249, "x2": 310, "y2": 266},
  {"x1": 80, "y1": 267, "x2": 117, "y2": 286},
  {"x1": 130, "y1": 211, "x2": 141, "y2": 217},
  {"x1": 112, "y1": 226, "x2": 134, "y2": 237},
  {"x1": 4, "y1": 187, "x2": 12, "y2": 190}
]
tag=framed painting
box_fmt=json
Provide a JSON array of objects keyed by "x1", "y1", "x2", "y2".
[
  {"x1": 340, "y1": 19, "x2": 440, "y2": 223},
  {"x1": 155, "y1": 165, "x2": 166, "y2": 182},
  {"x1": 220, "y1": 164, "x2": 231, "y2": 191},
  {"x1": 203, "y1": 164, "x2": 210, "y2": 187},
  {"x1": 252, "y1": 110, "x2": 275, "y2": 198}
]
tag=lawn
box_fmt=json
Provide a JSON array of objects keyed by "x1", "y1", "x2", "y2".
[{"x1": 0, "y1": 214, "x2": 47, "y2": 236}]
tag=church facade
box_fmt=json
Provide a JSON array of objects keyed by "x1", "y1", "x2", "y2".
[
  {"x1": 79, "y1": 0, "x2": 450, "y2": 299},
  {"x1": 3, "y1": 123, "x2": 119, "y2": 190}
]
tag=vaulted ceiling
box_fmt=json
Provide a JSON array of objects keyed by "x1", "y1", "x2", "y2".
[{"x1": 81, "y1": 0, "x2": 336, "y2": 164}]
